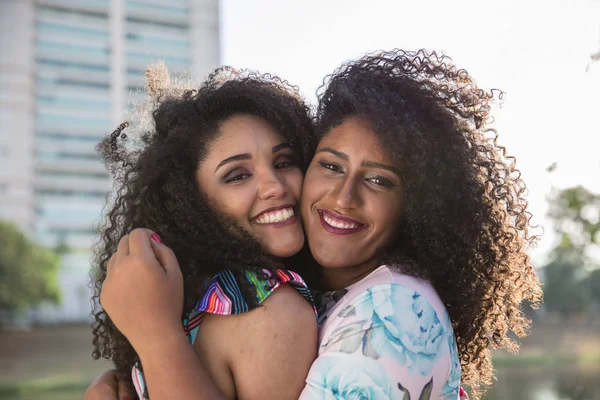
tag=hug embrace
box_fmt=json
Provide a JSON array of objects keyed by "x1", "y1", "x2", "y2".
[{"x1": 85, "y1": 49, "x2": 542, "y2": 400}]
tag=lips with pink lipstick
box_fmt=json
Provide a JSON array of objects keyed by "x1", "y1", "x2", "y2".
[
  {"x1": 318, "y1": 209, "x2": 367, "y2": 235},
  {"x1": 252, "y1": 204, "x2": 298, "y2": 227}
]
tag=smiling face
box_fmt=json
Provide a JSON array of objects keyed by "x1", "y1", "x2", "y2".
[
  {"x1": 196, "y1": 114, "x2": 305, "y2": 258},
  {"x1": 301, "y1": 116, "x2": 405, "y2": 289}
]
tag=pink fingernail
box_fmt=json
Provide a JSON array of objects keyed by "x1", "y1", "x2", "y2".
[
  {"x1": 460, "y1": 387, "x2": 467, "y2": 396},
  {"x1": 151, "y1": 233, "x2": 162, "y2": 243}
]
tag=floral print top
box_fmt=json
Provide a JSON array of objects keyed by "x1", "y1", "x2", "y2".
[{"x1": 300, "y1": 265, "x2": 461, "y2": 399}]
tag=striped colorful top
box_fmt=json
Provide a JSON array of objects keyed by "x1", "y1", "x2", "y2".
[{"x1": 132, "y1": 268, "x2": 316, "y2": 399}]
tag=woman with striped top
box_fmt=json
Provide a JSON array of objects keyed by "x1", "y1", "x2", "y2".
[{"x1": 87, "y1": 64, "x2": 320, "y2": 399}]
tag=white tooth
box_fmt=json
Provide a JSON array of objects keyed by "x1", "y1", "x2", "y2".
[
  {"x1": 284, "y1": 208, "x2": 291, "y2": 219},
  {"x1": 276, "y1": 211, "x2": 283, "y2": 221},
  {"x1": 323, "y1": 213, "x2": 359, "y2": 230},
  {"x1": 288, "y1": 208, "x2": 294, "y2": 217}
]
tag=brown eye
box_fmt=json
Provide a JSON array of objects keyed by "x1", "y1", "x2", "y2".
[
  {"x1": 223, "y1": 168, "x2": 252, "y2": 183},
  {"x1": 274, "y1": 154, "x2": 298, "y2": 169},
  {"x1": 318, "y1": 161, "x2": 343, "y2": 173},
  {"x1": 367, "y1": 176, "x2": 394, "y2": 188},
  {"x1": 225, "y1": 173, "x2": 251, "y2": 183}
]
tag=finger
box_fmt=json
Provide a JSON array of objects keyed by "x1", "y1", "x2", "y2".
[
  {"x1": 149, "y1": 234, "x2": 180, "y2": 275},
  {"x1": 116, "y1": 234, "x2": 130, "y2": 263},
  {"x1": 129, "y1": 228, "x2": 158, "y2": 262}
]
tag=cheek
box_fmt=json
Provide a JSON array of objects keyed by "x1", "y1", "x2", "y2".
[
  {"x1": 207, "y1": 189, "x2": 253, "y2": 225},
  {"x1": 301, "y1": 168, "x2": 327, "y2": 206},
  {"x1": 379, "y1": 200, "x2": 404, "y2": 243},
  {"x1": 371, "y1": 196, "x2": 403, "y2": 234},
  {"x1": 287, "y1": 170, "x2": 304, "y2": 200}
]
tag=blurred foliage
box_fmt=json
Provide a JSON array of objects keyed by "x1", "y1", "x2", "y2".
[
  {"x1": 0, "y1": 219, "x2": 61, "y2": 315},
  {"x1": 542, "y1": 184, "x2": 600, "y2": 316}
]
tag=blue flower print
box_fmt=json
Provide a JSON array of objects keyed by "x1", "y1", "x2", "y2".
[
  {"x1": 322, "y1": 283, "x2": 446, "y2": 377},
  {"x1": 440, "y1": 313, "x2": 461, "y2": 399},
  {"x1": 307, "y1": 352, "x2": 398, "y2": 399}
]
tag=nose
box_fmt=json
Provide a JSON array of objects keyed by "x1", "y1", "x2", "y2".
[
  {"x1": 257, "y1": 168, "x2": 287, "y2": 200},
  {"x1": 333, "y1": 176, "x2": 360, "y2": 209}
]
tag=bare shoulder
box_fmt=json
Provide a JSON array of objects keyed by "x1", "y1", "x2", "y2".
[
  {"x1": 199, "y1": 283, "x2": 317, "y2": 400},
  {"x1": 201, "y1": 283, "x2": 316, "y2": 353},
  {"x1": 251, "y1": 283, "x2": 316, "y2": 327}
]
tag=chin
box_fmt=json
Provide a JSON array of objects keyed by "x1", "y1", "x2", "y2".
[
  {"x1": 311, "y1": 248, "x2": 350, "y2": 269},
  {"x1": 267, "y1": 238, "x2": 304, "y2": 258}
]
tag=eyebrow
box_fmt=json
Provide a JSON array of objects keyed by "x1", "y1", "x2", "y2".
[
  {"x1": 316, "y1": 147, "x2": 401, "y2": 177},
  {"x1": 214, "y1": 142, "x2": 292, "y2": 172},
  {"x1": 316, "y1": 147, "x2": 348, "y2": 160},
  {"x1": 214, "y1": 154, "x2": 251, "y2": 172},
  {"x1": 272, "y1": 142, "x2": 292, "y2": 153},
  {"x1": 361, "y1": 160, "x2": 402, "y2": 177}
]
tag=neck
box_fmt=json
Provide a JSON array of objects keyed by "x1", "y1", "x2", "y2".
[{"x1": 320, "y1": 259, "x2": 381, "y2": 291}]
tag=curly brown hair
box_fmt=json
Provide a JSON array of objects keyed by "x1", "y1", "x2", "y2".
[
  {"x1": 90, "y1": 67, "x2": 315, "y2": 389},
  {"x1": 315, "y1": 49, "x2": 543, "y2": 396}
]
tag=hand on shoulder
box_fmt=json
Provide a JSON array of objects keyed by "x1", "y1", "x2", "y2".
[{"x1": 100, "y1": 228, "x2": 184, "y2": 353}]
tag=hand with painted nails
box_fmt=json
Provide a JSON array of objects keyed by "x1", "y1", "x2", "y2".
[{"x1": 100, "y1": 228, "x2": 184, "y2": 354}]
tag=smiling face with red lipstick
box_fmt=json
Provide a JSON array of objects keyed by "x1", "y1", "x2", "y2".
[
  {"x1": 301, "y1": 116, "x2": 405, "y2": 289},
  {"x1": 197, "y1": 113, "x2": 305, "y2": 258}
]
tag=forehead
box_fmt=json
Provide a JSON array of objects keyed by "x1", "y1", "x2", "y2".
[
  {"x1": 211, "y1": 114, "x2": 284, "y2": 152},
  {"x1": 319, "y1": 117, "x2": 392, "y2": 163}
]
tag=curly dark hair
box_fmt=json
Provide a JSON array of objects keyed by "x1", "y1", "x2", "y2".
[
  {"x1": 90, "y1": 67, "x2": 315, "y2": 389},
  {"x1": 315, "y1": 49, "x2": 543, "y2": 396}
]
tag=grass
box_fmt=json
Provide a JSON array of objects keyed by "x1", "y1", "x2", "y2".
[
  {"x1": 0, "y1": 376, "x2": 92, "y2": 400},
  {"x1": 493, "y1": 350, "x2": 600, "y2": 368},
  {"x1": 2, "y1": 321, "x2": 599, "y2": 399},
  {"x1": 0, "y1": 325, "x2": 110, "y2": 400}
]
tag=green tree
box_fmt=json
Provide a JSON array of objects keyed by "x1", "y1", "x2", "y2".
[
  {"x1": 542, "y1": 185, "x2": 600, "y2": 315},
  {"x1": 0, "y1": 219, "x2": 61, "y2": 314},
  {"x1": 547, "y1": 185, "x2": 600, "y2": 263}
]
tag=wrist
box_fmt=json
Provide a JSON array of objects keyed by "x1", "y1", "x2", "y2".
[{"x1": 133, "y1": 323, "x2": 188, "y2": 359}]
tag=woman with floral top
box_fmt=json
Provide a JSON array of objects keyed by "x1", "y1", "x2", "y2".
[{"x1": 87, "y1": 49, "x2": 541, "y2": 399}]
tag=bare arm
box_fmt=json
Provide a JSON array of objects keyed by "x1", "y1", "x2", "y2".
[
  {"x1": 195, "y1": 284, "x2": 318, "y2": 400},
  {"x1": 100, "y1": 229, "x2": 226, "y2": 400},
  {"x1": 135, "y1": 327, "x2": 226, "y2": 400},
  {"x1": 100, "y1": 229, "x2": 316, "y2": 400}
]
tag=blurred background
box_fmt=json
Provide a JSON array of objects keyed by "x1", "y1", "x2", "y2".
[{"x1": 0, "y1": 0, "x2": 598, "y2": 399}]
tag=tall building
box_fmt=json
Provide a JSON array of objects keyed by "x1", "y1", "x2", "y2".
[{"x1": 0, "y1": 0, "x2": 220, "y2": 322}]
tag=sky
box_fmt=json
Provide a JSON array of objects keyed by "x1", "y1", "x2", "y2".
[{"x1": 219, "y1": 0, "x2": 600, "y2": 264}]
